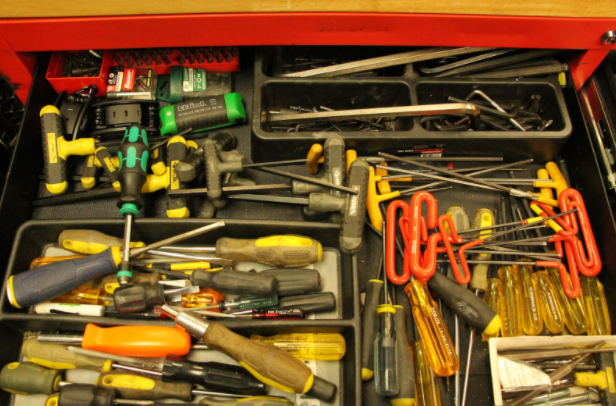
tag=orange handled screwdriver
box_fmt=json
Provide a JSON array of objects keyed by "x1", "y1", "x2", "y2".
[{"x1": 36, "y1": 324, "x2": 192, "y2": 357}]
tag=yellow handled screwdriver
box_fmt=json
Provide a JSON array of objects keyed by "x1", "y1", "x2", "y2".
[
  {"x1": 580, "y1": 275, "x2": 611, "y2": 335},
  {"x1": 40, "y1": 105, "x2": 97, "y2": 195},
  {"x1": 21, "y1": 338, "x2": 113, "y2": 372},
  {"x1": 533, "y1": 270, "x2": 565, "y2": 334}
]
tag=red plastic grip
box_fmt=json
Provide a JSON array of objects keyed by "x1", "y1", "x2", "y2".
[{"x1": 386, "y1": 200, "x2": 412, "y2": 285}]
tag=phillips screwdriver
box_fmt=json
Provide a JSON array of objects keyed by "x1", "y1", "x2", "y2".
[
  {"x1": 374, "y1": 221, "x2": 399, "y2": 396},
  {"x1": 361, "y1": 260, "x2": 383, "y2": 381},
  {"x1": 225, "y1": 309, "x2": 304, "y2": 320},
  {"x1": 22, "y1": 338, "x2": 113, "y2": 372},
  {"x1": 160, "y1": 305, "x2": 338, "y2": 401},
  {"x1": 37, "y1": 324, "x2": 191, "y2": 357},
  {"x1": 96, "y1": 369, "x2": 248, "y2": 401},
  {"x1": 50, "y1": 286, "x2": 112, "y2": 306},
  {"x1": 160, "y1": 235, "x2": 322, "y2": 268},
  {"x1": 6, "y1": 222, "x2": 225, "y2": 308}
]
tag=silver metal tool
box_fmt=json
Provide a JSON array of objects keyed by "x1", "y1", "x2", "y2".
[
  {"x1": 282, "y1": 47, "x2": 495, "y2": 77},
  {"x1": 267, "y1": 103, "x2": 480, "y2": 129},
  {"x1": 466, "y1": 89, "x2": 525, "y2": 131}
]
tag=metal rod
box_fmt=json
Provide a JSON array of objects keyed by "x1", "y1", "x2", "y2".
[
  {"x1": 159, "y1": 246, "x2": 217, "y2": 253},
  {"x1": 67, "y1": 347, "x2": 161, "y2": 370},
  {"x1": 282, "y1": 47, "x2": 495, "y2": 77},
  {"x1": 242, "y1": 159, "x2": 308, "y2": 168},
  {"x1": 436, "y1": 259, "x2": 561, "y2": 265},
  {"x1": 167, "y1": 184, "x2": 291, "y2": 197},
  {"x1": 226, "y1": 194, "x2": 310, "y2": 205},
  {"x1": 379, "y1": 152, "x2": 513, "y2": 193},
  {"x1": 267, "y1": 103, "x2": 480, "y2": 128},
  {"x1": 145, "y1": 250, "x2": 232, "y2": 266},
  {"x1": 251, "y1": 166, "x2": 358, "y2": 195},
  {"x1": 129, "y1": 222, "x2": 226, "y2": 259}
]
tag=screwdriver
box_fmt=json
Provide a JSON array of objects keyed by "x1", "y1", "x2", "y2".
[
  {"x1": 481, "y1": 278, "x2": 501, "y2": 341},
  {"x1": 6, "y1": 222, "x2": 226, "y2": 308},
  {"x1": 116, "y1": 124, "x2": 150, "y2": 286},
  {"x1": 516, "y1": 260, "x2": 543, "y2": 336},
  {"x1": 172, "y1": 268, "x2": 278, "y2": 296},
  {"x1": 0, "y1": 362, "x2": 62, "y2": 395},
  {"x1": 188, "y1": 296, "x2": 279, "y2": 313},
  {"x1": 160, "y1": 305, "x2": 338, "y2": 402},
  {"x1": 580, "y1": 275, "x2": 611, "y2": 335},
  {"x1": 179, "y1": 287, "x2": 224, "y2": 308},
  {"x1": 159, "y1": 235, "x2": 322, "y2": 268},
  {"x1": 111, "y1": 361, "x2": 266, "y2": 395},
  {"x1": 40, "y1": 105, "x2": 97, "y2": 195},
  {"x1": 361, "y1": 260, "x2": 383, "y2": 380},
  {"x1": 66, "y1": 346, "x2": 265, "y2": 395},
  {"x1": 226, "y1": 309, "x2": 305, "y2": 320},
  {"x1": 259, "y1": 268, "x2": 321, "y2": 297},
  {"x1": 102, "y1": 271, "x2": 167, "y2": 294},
  {"x1": 498, "y1": 266, "x2": 523, "y2": 337},
  {"x1": 391, "y1": 285, "x2": 415, "y2": 406},
  {"x1": 22, "y1": 338, "x2": 113, "y2": 372},
  {"x1": 50, "y1": 286, "x2": 111, "y2": 306},
  {"x1": 374, "y1": 221, "x2": 399, "y2": 396},
  {"x1": 533, "y1": 271, "x2": 565, "y2": 334},
  {"x1": 30, "y1": 255, "x2": 84, "y2": 269},
  {"x1": 37, "y1": 324, "x2": 192, "y2": 357},
  {"x1": 405, "y1": 275, "x2": 459, "y2": 377},
  {"x1": 112, "y1": 283, "x2": 198, "y2": 313},
  {"x1": 546, "y1": 267, "x2": 589, "y2": 335},
  {"x1": 413, "y1": 340, "x2": 441, "y2": 406},
  {"x1": 247, "y1": 333, "x2": 346, "y2": 361},
  {"x1": 58, "y1": 229, "x2": 145, "y2": 255},
  {"x1": 275, "y1": 292, "x2": 336, "y2": 314},
  {"x1": 96, "y1": 369, "x2": 248, "y2": 401}
]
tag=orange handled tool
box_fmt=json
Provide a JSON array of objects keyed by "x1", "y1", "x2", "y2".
[{"x1": 37, "y1": 324, "x2": 192, "y2": 357}]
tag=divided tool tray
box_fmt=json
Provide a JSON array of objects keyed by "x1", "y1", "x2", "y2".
[
  {"x1": 252, "y1": 46, "x2": 572, "y2": 162},
  {"x1": 0, "y1": 219, "x2": 361, "y2": 406}
]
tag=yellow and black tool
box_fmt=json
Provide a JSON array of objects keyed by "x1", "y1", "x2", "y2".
[{"x1": 41, "y1": 105, "x2": 96, "y2": 194}]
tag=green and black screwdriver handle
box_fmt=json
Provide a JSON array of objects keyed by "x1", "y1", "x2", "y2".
[
  {"x1": 116, "y1": 124, "x2": 150, "y2": 286},
  {"x1": 40, "y1": 105, "x2": 97, "y2": 194}
]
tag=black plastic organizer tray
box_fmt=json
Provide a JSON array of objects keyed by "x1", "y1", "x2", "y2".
[
  {"x1": 0, "y1": 219, "x2": 361, "y2": 406},
  {"x1": 252, "y1": 46, "x2": 572, "y2": 162}
]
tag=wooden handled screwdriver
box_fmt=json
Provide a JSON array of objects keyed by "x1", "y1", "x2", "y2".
[{"x1": 159, "y1": 305, "x2": 337, "y2": 402}]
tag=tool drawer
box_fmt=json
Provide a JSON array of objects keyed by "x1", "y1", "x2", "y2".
[{"x1": 0, "y1": 48, "x2": 615, "y2": 406}]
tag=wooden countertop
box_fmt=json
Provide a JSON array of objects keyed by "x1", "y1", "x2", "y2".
[{"x1": 1, "y1": 0, "x2": 615, "y2": 19}]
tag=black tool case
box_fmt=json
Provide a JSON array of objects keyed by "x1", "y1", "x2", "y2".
[
  {"x1": 0, "y1": 49, "x2": 615, "y2": 406},
  {"x1": 252, "y1": 46, "x2": 571, "y2": 162}
]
